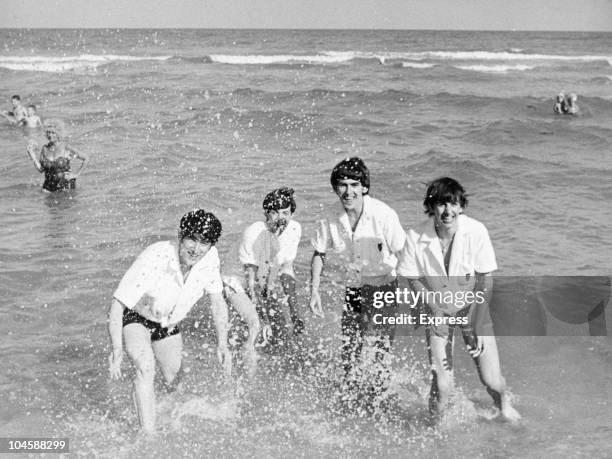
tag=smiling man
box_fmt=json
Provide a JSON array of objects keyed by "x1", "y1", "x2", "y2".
[
  {"x1": 309, "y1": 157, "x2": 406, "y2": 396},
  {"x1": 223, "y1": 187, "x2": 303, "y2": 351},
  {"x1": 397, "y1": 177, "x2": 520, "y2": 421},
  {"x1": 108, "y1": 209, "x2": 232, "y2": 432}
]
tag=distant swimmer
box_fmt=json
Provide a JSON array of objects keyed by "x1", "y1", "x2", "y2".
[
  {"x1": 223, "y1": 187, "x2": 303, "y2": 355},
  {"x1": 108, "y1": 210, "x2": 232, "y2": 433},
  {"x1": 19, "y1": 104, "x2": 43, "y2": 129},
  {"x1": 1, "y1": 94, "x2": 27, "y2": 125},
  {"x1": 553, "y1": 93, "x2": 565, "y2": 114},
  {"x1": 564, "y1": 93, "x2": 580, "y2": 115},
  {"x1": 25, "y1": 118, "x2": 88, "y2": 192},
  {"x1": 554, "y1": 92, "x2": 580, "y2": 116}
]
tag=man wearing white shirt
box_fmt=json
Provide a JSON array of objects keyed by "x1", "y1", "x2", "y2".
[
  {"x1": 397, "y1": 177, "x2": 520, "y2": 421},
  {"x1": 223, "y1": 187, "x2": 303, "y2": 346},
  {"x1": 107, "y1": 209, "x2": 232, "y2": 432},
  {"x1": 309, "y1": 157, "x2": 406, "y2": 390}
]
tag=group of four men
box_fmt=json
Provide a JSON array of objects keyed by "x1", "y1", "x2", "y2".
[{"x1": 108, "y1": 156, "x2": 520, "y2": 433}]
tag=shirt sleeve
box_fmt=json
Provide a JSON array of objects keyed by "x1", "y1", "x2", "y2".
[
  {"x1": 311, "y1": 219, "x2": 328, "y2": 253},
  {"x1": 384, "y1": 209, "x2": 407, "y2": 253},
  {"x1": 396, "y1": 230, "x2": 421, "y2": 278},
  {"x1": 473, "y1": 224, "x2": 498, "y2": 273},
  {"x1": 113, "y1": 243, "x2": 164, "y2": 309}
]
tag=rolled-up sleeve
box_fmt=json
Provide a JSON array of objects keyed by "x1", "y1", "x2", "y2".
[
  {"x1": 473, "y1": 225, "x2": 497, "y2": 273},
  {"x1": 113, "y1": 244, "x2": 161, "y2": 309},
  {"x1": 396, "y1": 230, "x2": 421, "y2": 278},
  {"x1": 385, "y1": 210, "x2": 407, "y2": 253},
  {"x1": 311, "y1": 219, "x2": 328, "y2": 253}
]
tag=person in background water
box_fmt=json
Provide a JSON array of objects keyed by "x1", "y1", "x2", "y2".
[
  {"x1": 19, "y1": 104, "x2": 43, "y2": 129},
  {"x1": 553, "y1": 93, "x2": 565, "y2": 114},
  {"x1": 310, "y1": 157, "x2": 406, "y2": 399},
  {"x1": 397, "y1": 177, "x2": 521, "y2": 422},
  {"x1": 554, "y1": 92, "x2": 580, "y2": 116},
  {"x1": 108, "y1": 210, "x2": 232, "y2": 433},
  {"x1": 563, "y1": 93, "x2": 580, "y2": 115},
  {"x1": 223, "y1": 187, "x2": 303, "y2": 351},
  {"x1": 1, "y1": 94, "x2": 27, "y2": 124},
  {"x1": 25, "y1": 118, "x2": 88, "y2": 192}
]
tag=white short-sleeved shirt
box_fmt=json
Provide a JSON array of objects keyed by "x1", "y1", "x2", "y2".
[
  {"x1": 113, "y1": 240, "x2": 223, "y2": 327},
  {"x1": 223, "y1": 220, "x2": 301, "y2": 289},
  {"x1": 397, "y1": 214, "x2": 497, "y2": 296},
  {"x1": 311, "y1": 195, "x2": 406, "y2": 287}
]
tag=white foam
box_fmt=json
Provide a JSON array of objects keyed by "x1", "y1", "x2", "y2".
[
  {"x1": 209, "y1": 52, "x2": 356, "y2": 65},
  {"x1": 210, "y1": 50, "x2": 612, "y2": 66},
  {"x1": 0, "y1": 54, "x2": 171, "y2": 72},
  {"x1": 454, "y1": 64, "x2": 537, "y2": 73},
  {"x1": 401, "y1": 62, "x2": 435, "y2": 69}
]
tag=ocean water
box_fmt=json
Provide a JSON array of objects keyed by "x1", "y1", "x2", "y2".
[{"x1": 0, "y1": 29, "x2": 611, "y2": 457}]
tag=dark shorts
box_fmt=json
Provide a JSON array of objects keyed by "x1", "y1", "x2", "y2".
[
  {"x1": 344, "y1": 281, "x2": 398, "y2": 333},
  {"x1": 122, "y1": 308, "x2": 180, "y2": 342}
]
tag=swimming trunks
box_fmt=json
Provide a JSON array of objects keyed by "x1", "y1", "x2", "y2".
[
  {"x1": 122, "y1": 308, "x2": 180, "y2": 341},
  {"x1": 40, "y1": 151, "x2": 76, "y2": 192}
]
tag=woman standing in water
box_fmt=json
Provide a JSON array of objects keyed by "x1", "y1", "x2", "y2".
[
  {"x1": 25, "y1": 118, "x2": 88, "y2": 192},
  {"x1": 108, "y1": 209, "x2": 233, "y2": 433}
]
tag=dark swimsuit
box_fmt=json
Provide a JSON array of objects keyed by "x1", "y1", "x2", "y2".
[
  {"x1": 40, "y1": 150, "x2": 76, "y2": 192},
  {"x1": 122, "y1": 308, "x2": 180, "y2": 342}
]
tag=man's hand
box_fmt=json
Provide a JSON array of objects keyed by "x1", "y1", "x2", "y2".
[
  {"x1": 309, "y1": 290, "x2": 324, "y2": 318},
  {"x1": 468, "y1": 335, "x2": 485, "y2": 358},
  {"x1": 108, "y1": 349, "x2": 123, "y2": 380}
]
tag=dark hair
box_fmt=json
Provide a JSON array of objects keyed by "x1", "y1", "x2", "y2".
[
  {"x1": 330, "y1": 157, "x2": 370, "y2": 194},
  {"x1": 27, "y1": 104, "x2": 36, "y2": 110},
  {"x1": 178, "y1": 209, "x2": 222, "y2": 245},
  {"x1": 11, "y1": 95, "x2": 21, "y2": 101},
  {"x1": 423, "y1": 177, "x2": 469, "y2": 216},
  {"x1": 262, "y1": 187, "x2": 296, "y2": 214}
]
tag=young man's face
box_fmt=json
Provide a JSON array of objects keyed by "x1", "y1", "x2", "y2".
[
  {"x1": 432, "y1": 200, "x2": 462, "y2": 232},
  {"x1": 265, "y1": 206, "x2": 292, "y2": 234},
  {"x1": 11, "y1": 98, "x2": 20, "y2": 108},
  {"x1": 26, "y1": 107, "x2": 35, "y2": 117},
  {"x1": 335, "y1": 178, "x2": 366, "y2": 212},
  {"x1": 179, "y1": 237, "x2": 212, "y2": 267}
]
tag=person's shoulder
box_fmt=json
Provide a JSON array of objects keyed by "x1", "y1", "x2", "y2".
[
  {"x1": 287, "y1": 219, "x2": 301, "y2": 232},
  {"x1": 367, "y1": 195, "x2": 398, "y2": 215},
  {"x1": 243, "y1": 220, "x2": 267, "y2": 239},
  {"x1": 459, "y1": 215, "x2": 489, "y2": 235}
]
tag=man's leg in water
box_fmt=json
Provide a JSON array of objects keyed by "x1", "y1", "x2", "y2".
[{"x1": 280, "y1": 273, "x2": 304, "y2": 334}]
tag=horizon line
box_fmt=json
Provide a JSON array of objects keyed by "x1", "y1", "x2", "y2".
[{"x1": 1, "y1": 27, "x2": 611, "y2": 33}]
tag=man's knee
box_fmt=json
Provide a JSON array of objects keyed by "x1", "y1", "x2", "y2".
[{"x1": 132, "y1": 354, "x2": 155, "y2": 380}]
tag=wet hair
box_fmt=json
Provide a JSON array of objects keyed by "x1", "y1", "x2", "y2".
[
  {"x1": 423, "y1": 177, "x2": 469, "y2": 216},
  {"x1": 44, "y1": 118, "x2": 67, "y2": 140},
  {"x1": 178, "y1": 209, "x2": 222, "y2": 245},
  {"x1": 262, "y1": 187, "x2": 296, "y2": 214},
  {"x1": 330, "y1": 157, "x2": 370, "y2": 194},
  {"x1": 11, "y1": 95, "x2": 21, "y2": 101},
  {"x1": 27, "y1": 104, "x2": 37, "y2": 111}
]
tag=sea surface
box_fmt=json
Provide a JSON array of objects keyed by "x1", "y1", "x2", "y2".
[{"x1": 0, "y1": 29, "x2": 611, "y2": 457}]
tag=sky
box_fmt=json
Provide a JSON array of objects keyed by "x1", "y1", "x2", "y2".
[{"x1": 2, "y1": 0, "x2": 612, "y2": 31}]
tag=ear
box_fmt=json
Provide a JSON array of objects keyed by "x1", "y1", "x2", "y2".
[{"x1": 362, "y1": 186, "x2": 369, "y2": 194}]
